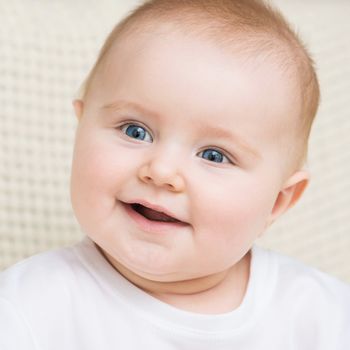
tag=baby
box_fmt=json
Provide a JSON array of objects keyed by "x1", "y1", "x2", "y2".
[{"x1": 1, "y1": 0, "x2": 350, "y2": 349}]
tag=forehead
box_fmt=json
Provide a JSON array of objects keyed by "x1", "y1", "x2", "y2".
[{"x1": 92, "y1": 28, "x2": 301, "y2": 149}]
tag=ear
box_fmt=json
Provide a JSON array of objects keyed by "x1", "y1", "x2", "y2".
[
  {"x1": 266, "y1": 170, "x2": 310, "y2": 227},
  {"x1": 72, "y1": 99, "x2": 84, "y2": 121}
]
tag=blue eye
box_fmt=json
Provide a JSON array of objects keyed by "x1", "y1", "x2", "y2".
[
  {"x1": 199, "y1": 149, "x2": 231, "y2": 164},
  {"x1": 121, "y1": 123, "x2": 153, "y2": 142}
]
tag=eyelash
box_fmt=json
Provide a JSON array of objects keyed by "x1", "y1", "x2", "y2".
[{"x1": 118, "y1": 122, "x2": 234, "y2": 165}]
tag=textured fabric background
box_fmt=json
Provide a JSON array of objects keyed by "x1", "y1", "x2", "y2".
[{"x1": 0, "y1": 1, "x2": 349, "y2": 283}]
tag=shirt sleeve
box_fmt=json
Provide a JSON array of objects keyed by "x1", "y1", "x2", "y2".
[{"x1": 0, "y1": 297, "x2": 38, "y2": 350}]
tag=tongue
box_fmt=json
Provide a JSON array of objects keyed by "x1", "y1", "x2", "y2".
[{"x1": 134, "y1": 205, "x2": 179, "y2": 222}]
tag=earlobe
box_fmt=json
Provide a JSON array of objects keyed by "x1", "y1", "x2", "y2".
[
  {"x1": 267, "y1": 170, "x2": 310, "y2": 227},
  {"x1": 72, "y1": 99, "x2": 84, "y2": 121}
]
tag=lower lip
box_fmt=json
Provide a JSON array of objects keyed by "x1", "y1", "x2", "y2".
[{"x1": 120, "y1": 201, "x2": 189, "y2": 234}]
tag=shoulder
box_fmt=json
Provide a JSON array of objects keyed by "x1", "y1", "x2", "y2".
[
  {"x1": 0, "y1": 243, "x2": 89, "y2": 349},
  {"x1": 267, "y1": 248, "x2": 350, "y2": 301},
  {"x1": 253, "y1": 245, "x2": 350, "y2": 315},
  {"x1": 0, "y1": 242, "x2": 84, "y2": 303},
  {"x1": 259, "y1": 247, "x2": 350, "y2": 345}
]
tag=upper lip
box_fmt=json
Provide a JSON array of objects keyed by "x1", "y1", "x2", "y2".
[{"x1": 123, "y1": 199, "x2": 188, "y2": 224}]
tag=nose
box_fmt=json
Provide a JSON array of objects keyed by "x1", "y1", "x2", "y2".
[{"x1": 138, "y1": 152, "x2": 186, "y2": 192}]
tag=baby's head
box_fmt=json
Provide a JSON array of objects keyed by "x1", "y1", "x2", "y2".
[{"x1": 70, "y1": 0, "x2": 320, "y2": 288}]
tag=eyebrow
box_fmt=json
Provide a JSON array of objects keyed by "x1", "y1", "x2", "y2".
[
  {"x1": 102, "y1": 100, "x2": 260, "y2": 159},
  {"x1": 103, "y1": 100, "x2": 160, "y2": 119}
]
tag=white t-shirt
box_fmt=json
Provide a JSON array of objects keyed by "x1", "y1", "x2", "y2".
[{"x1": 1, "y1": 235, "x2": 349, "y2": 349}]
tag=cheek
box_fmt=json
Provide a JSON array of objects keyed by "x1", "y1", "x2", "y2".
[
  {"x1": 193, "y1": 173, "x2": 277, "y2": 246},
  {"x1": 71, "y1": 126, "x2": 138, "y2": 190},
  {"x1": 70, "y1": 129, "x2": 129, "y2": 224}
]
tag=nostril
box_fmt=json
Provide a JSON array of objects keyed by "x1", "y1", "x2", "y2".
[
  {"x1": 143, "y1": 176, "x2": 152, "y2": 182},
  {"x1": 166, "y1": 183, "x2": 174, "y2": 190}
]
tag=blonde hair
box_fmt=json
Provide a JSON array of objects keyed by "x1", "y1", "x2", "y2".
[{"x1": 77, "y1": 0, "x2": 320, "y2": 169}]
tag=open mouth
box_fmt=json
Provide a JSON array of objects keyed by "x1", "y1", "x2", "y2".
[{"x1": 130, "y1": 203, "x2": 182, "y2": 223}]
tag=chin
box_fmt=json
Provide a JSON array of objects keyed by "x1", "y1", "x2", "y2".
[{"x1": 100, "y1": 244, "x2": 174, "y2": 277}]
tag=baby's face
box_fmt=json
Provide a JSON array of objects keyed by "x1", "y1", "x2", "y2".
[{"x1": 71, "y1": 29, "x2": 303, "y2": 282}]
